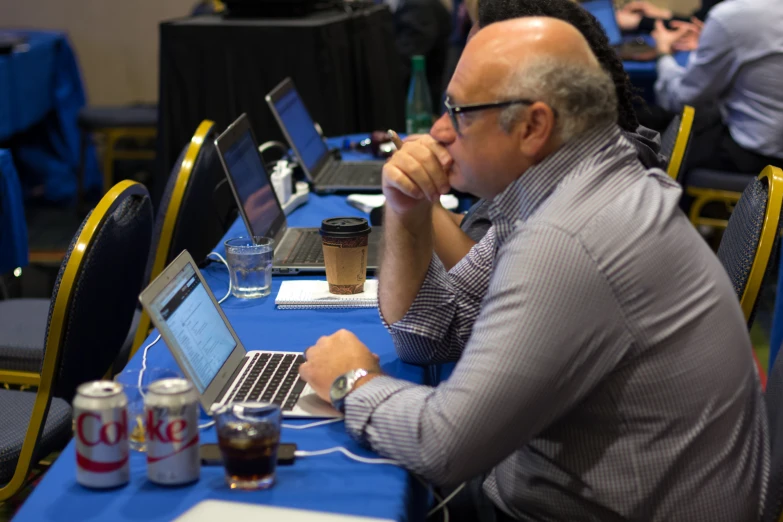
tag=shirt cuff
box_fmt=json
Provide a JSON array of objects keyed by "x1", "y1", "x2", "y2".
[
  {"x1": 657, "y1": 54, "x2": 683, "y2": 77},
  {"x1": 344, "y1": 375, "x2": 419, "y2": 442}
]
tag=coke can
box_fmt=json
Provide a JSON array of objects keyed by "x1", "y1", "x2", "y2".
[
  {"x1": 73, "y1": 381, "x2": 130, "y2": 488},
  {"x1": 145, "y1": 378, "x2": 200, "y2": 485}
]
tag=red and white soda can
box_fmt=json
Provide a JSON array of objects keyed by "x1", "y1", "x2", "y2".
[
  {"x1": 73, "y1": 381, "x2": 130, "y2": 489},
  {"x1": 145, "y1": 378, "x2": 200, "y2": 485}
]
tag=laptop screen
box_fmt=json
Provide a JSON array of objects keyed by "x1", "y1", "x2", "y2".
[
  {"x1": 148, "y1": 262, "x2": 237, "y2": 393},
  {"x1": 273, "y1": 86, "x2": 328, "y2": 173},
  {"x1": 581, "y1": 0, "x2": 622, "y2": 47},
  {"x1": 221, "y1": 129, "x2": 282, "y2": 237}
]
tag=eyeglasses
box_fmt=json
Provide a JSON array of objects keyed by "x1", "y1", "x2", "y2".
[{"x1": 443, "y1": 97, "x2": 538, "y2": 135}]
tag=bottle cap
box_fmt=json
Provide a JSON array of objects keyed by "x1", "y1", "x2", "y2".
[{"x1": 412, "y1": 55, "x2": 426, "y2": 73}]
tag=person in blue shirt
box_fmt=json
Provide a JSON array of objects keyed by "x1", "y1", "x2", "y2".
[{"x1": 650, "y1": 0, "x2": 783, "y2": 174}]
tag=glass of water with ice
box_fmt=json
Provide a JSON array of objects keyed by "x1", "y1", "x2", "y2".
[{"x1": 224, "y1": 237, "x2": 274, "y2": 298}]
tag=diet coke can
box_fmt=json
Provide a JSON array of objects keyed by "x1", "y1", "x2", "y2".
[
  {"x1": 73, "y1": 381, "x2": 130, "y2": 488},
  {"x1": 145, "y1": 378, "x2": 200, "y2": 485}
]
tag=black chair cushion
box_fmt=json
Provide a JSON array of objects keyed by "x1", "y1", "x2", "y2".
[
  {"x1": 0, "y1": 299, "x2": 48, "y2": 372},
  {"x1": 659, "y1": 113, "x2": 681, "y2": 166},
  {"x1": 687, "y1": 169, "x2": 757, "y2": 192},
  {"x1": 77, "y1": 105, "x2": 157, "y2": 130},
  {"x1": 0, "y1": 389, "x2": 72, "y2": 484}
]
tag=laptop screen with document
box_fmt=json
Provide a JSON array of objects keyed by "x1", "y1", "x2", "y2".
[
  {"x1": 147, "y1": 262, "x2": 237, "y2": 393},
  {"x1": 221, "y1": 128, "x2": 282, "y2": 238},
  {"x1": 272, "y1": 86, "x2": 328, "y2": 173}
]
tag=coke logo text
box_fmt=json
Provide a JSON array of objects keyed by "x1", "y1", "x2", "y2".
[
  {"x1": 147, "y1": 409, "x2": 188, "y2": 443},
  {"x1": 76, "y1": 410, "x2": 128, "y2": 447}
]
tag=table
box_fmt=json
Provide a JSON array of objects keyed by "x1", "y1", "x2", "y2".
[
  {"x1": 623, "y1": 40, "x2": 690, "y2": 104},
  {"x1": 0, "y1": 30, "x2": 100, "y2": 202},
  {"x1": 13, "y1": 189, "x2": 428, "y2": 522},
  {"x1": 0, "y1": 150, "x2": 28, "y2": 275},
  {"x1": 156, "y1": 5, "x2": 404, "y2": 207}
]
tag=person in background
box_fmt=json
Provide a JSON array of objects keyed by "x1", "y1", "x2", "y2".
[
  {"x1": 616, "y1": 0, "x2": 722, "y2": 34},
  {"x1": 298, "y1": 17, "x2": 768, "y2": 521},
  {"x1": 651, "y1": 0, "x2": 783, "y2": 174},
  {"x1": 431, "y1": 0, "x2": 667, "y2": 267}
]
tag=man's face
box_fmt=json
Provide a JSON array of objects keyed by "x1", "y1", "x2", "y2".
[{"x1": 430, "y1": 53, "x2": 533, "y2": 200}]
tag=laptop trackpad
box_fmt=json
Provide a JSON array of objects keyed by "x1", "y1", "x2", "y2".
[{"x1": 287, "y1": 384, "x2": 342, "y2": 419}]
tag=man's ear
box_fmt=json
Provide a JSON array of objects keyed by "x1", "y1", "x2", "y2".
[{"x1": 518, "y1": 102, "x2": 556, "y2": 159}]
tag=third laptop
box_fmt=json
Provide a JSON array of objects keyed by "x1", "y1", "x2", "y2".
[{"x1": 266, "y1": 77, "x2": 384, "y2": 193}]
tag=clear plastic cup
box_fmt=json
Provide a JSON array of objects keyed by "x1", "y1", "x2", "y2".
[{"x1": 224, "y1": 237, "x2": 274, "y2": 299}]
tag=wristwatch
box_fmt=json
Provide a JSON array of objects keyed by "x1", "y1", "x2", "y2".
[{"x1": 330, "y1": 368, "x2": 372, "y2": 413}]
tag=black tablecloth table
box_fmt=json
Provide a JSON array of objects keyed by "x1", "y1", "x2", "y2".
[{"x1": 157, "y1": 5, "x2": 403, "y2": 205}]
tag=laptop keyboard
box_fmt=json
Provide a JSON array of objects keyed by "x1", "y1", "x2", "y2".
[
  {"x1": 285, "y1": 230, "x2": 324, "y2": 265},
  {"x1": 319, "y1": 162, "x2": 382, "y2": 186},
  {"x1": 228, "y1": 352, "x2": 307, "y2": 411}
]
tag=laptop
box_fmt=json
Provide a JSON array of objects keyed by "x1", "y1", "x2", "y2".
[
  {"x1": 214, "y1": 114, "x2": 382, "y2": 274},
  {"x1": 266, "y1": 77, "x2": 384, "y2": 194},
  {"x1": 139, "y1": 250, "x2": 341, "y2": 419},
  {"x1": 581, "y1": 0, "x2": 658, "y2": 61},
  {"x1": 175, "y1": 500, "x2": 394, "y2": 522}
]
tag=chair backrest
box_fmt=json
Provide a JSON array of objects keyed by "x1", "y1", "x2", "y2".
[
  {"x1": 44, "y1": 180, "x2": 153, "y2": 401},
  {"x1": 661, "y1": 105, "x2": 695, "y2": 182},
  {"x1": 716, "y1": 166, "x2": 783, "y2": 327},
  {"x1": 131, "y1": 120, "x2": 233, "y2": 359}
]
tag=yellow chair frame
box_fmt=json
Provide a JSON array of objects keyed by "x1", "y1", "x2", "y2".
[
  {"x1": 0, "y1": 180, "x2": 148, "y2": 501},
  {"x1": 737, "y1": 166, "x2": 783, "y2": 323},
  {"x1": 128, "y1": 120, "x2": 215, "y2": 361},
  {"x1": 666, "y1": 105, "x2": 695, "y2": 182}
]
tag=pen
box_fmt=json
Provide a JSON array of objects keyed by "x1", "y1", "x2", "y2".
[{"x1": 387, "y1": 129, "x2": 403, "y2": 151}]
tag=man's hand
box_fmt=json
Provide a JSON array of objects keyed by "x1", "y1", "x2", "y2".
[
  {"x1": 652, "y1": 19, "x2": 690, "y2": 55},
  {"x1": 383, "y1": 136, "x2": 452, "y2": 216},
  {"x1": 671, "y1": 18, "x2": 704, "y2": 52},
  {"x1": 298, "y1": 329, "x2": 382, "y2": 403},
  {"x1": 616, "y1": 9, "x2": 642, "y2": 31},
  {"x1": 623, "y1": 1, "x2": 672, "y2": 19}
]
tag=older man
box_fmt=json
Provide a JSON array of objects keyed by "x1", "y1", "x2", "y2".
[{"x1": 299, "y1": 18, "x2": 767, "y2": 521}]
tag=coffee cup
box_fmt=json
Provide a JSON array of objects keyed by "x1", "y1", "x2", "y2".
[{"x1": 320, "y1": 217, "x2": 371, "y2": 294}]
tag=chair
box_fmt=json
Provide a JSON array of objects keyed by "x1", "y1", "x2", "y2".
[
  {"x1": 715, "y1": 166, "x2": 783, "y2": 328},
  {"x1": 659, "y1": 105, "x2": 695, "y2": 182},
  {"x1": 0, "y1": 180, "x2": 153, "y2": 501},
  {"x1": 76, "y1": 104, "x2": 157, "y2": 201},
  {"x1": 127, "y1": 120, "x2": 234, "y2": 362}
]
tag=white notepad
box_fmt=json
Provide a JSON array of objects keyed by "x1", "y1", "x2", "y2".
[{"x1": 275, "y1": 279, "x2": 379, "y2": 309}]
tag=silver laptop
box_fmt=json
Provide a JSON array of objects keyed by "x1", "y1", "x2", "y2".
[
  {"x1": 214, "y1": 113, "x2": 382, "y2": 274},
  {"x1": 266, "y1": 77, "x2": 384, "y2": 194},
  {"x1": 175, "y1": 500, "x2": 394, "y2": 522},
  {"x1": 139, "y1": 250, "x2": 341, "y2": 419}
]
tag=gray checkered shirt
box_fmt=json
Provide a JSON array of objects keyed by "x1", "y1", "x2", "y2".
[{"x1": 345, "y1": 124, "x2": 769, "y2": 521}]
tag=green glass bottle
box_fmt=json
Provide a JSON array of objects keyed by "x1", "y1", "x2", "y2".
[{"x1": 406, "y1": 55, "x2": 433, "y2": 135}]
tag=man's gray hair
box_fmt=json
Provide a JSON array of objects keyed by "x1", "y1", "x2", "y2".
[{"x1": 497, "y1": 57, "x2": 618, "y2": 142}]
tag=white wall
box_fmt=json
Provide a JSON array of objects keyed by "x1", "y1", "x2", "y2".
[{"x1": 0, "y1": 0, "x2": 196, "y2": 105}]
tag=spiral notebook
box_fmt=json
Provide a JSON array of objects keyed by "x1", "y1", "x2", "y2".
[{"x1": 275, "y1": 280, "x2": 379, "y2": 309}]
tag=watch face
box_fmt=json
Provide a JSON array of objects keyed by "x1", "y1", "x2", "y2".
[{"x1": 332, "y1": 375, "x2": 349, "y2": 400}]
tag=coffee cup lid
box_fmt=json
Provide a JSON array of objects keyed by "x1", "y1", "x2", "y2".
[{"x1": 320, "y1": 217, "x2": 371, "y2": 237}]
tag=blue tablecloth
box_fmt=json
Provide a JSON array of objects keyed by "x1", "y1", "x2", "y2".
[
  {"x1": 768, "y1": 246, "x2": 783, "y2": 369},
  {"x1": 0, "y1": 30, "x2": 100, "y2": 202},
  {"x1": 13, "y1": 191, "x2": 428, "y2": 522},
  {"x1": 0, "y1": 149, "x2": 28, "y2": 274}
]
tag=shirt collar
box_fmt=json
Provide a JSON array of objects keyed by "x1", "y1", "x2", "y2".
[{"x1": 489, "y1": 124, "x2": 621, "y2": 230}]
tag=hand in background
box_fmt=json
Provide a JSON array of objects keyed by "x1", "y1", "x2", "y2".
[
  {"x1": 622, "y1": 1, "x2": 673, "y2": 19},
  {"x1": 671, "y1": 18, "x2": 704, "y2": 52},
  {"x1": 652, "y1": 19, "x2": 691, "y2": 55}
]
